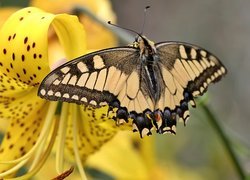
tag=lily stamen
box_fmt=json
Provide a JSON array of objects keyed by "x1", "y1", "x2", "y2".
[{"x1": 56, "y1": 103, "x2": 69, "y2": 174}]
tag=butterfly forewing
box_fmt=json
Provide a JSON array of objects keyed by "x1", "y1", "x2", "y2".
[
  {"x1": 38, "y1": 47, "x2": 141, "y2": 106},
  {"x1": 156, "y1": 41, "x2": 226, "y2": 97}
]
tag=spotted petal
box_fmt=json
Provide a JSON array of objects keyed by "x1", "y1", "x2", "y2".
[
  {"x1": 31, "y1": 0, "x2": 118, "y2": 50},
  {"x1": 63, "y1": 105, "x2": 118, "y2": 162},
  {"x1": 0, "y1": 88, "x2": 48, "y2": 172},
  {"x1": 86, "y1": 132, "x2": 157, "y2": 179},
  {"x1": 0, "y1": 7, "x2": 86, "y2": 86}
]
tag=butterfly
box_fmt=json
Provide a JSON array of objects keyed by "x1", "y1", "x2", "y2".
[{"x1": 38, "y1": 33, "x2": 227, "y2": 138}]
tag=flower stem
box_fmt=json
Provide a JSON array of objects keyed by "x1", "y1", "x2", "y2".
[{"x1": 200, "y1": 102, "x2": 246, "y2": 180}]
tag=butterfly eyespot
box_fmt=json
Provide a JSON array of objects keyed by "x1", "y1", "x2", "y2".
[{"x1": 38, "y1": 33, "x2": 226, "y2": 138}]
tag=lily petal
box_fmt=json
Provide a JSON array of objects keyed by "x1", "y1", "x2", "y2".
[
  {"x1": 0, "y1": 73, "x2": 29, "y2": 101},
  {"x1": 0, "y1": 88, "x2": 48, "y2": 172},
  {"x1": 31, "y1": 0, "x2": 117, "y2": 50},
  {"x1": 0, "y1": 7, "x2": 86, "y2": 177},
  {"x1": 63, "y1": 105, "x2": 117, "y2": 163},
  {"x1": 86, "y1": 132, "x2": 150, "y2": 179},
  {"x1": 0, "y1": 7, "x2": 85, "y2": 86}
]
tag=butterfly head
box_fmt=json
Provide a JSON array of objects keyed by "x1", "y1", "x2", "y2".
[
  {"x1": 134, "y1": 35, "x2": 158, "y2": 64},
  {"x1": 107, "y1": 20, "x2": 157, "y2": 61}
]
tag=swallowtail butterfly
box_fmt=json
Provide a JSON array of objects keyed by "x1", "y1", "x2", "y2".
[{"x1": 38, "y1": 25, "x2": 227, "y2": 138}]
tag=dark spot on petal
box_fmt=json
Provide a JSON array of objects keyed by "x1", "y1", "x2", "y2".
[
  {"x1": 37, "y1": 66, "x2": 41, "y2": 70},
  {"x1": 33, "y1": 74, "x2": 37, "y2": 78},
  {"x1": 23, "y1": 68, "x2": 26, "y2": 74},
  {"x1": 39, "y1": 54, "x2": 42, "y2": 58},
  {"x1": 27, "y1": 45, "x2": 30, "y2": 51},
  {"x1": 12, "y1": 53, "x2": 15, "y2": 60},
  {"x1": 19, "y1": 17, "x2": 24, "y2": 21},
  {"x1": 9, "y1": 144, "x2": 14, "y2": 149},
  {"x1": 13, "y1": 33, "x2": 16, "y2": 39},
  {"x1": 0, "y1": 62, "x2": 2, "y2": 66},
  {"x1": 32, "y1": 42, "x2": 36, "y2": 48},
  {"x1": 16, "y1": 73, "x2": 20, "y2": 78},
  {"x1": 21, "y1": 151, "x2": 26, "y2": 156},
  {"x1": 10, "y1": 63, "x2": 13, "y2": 69},
  {"x1": 8, "y1": 36, "x2": 11, "y2": 41},
  {"x1": 6, "y1": 68, "x2": 10, "y2": 73},
  {"x1": 21, "y1": 55, "x2": 25, "y2": 61},
  {"x1": 33, "y1": 53, "x2": 37, "y2": 59},
  {"x1": 3, "y1": 49, "x2": 7, "y2": 54},
  {"x1": 30, "y1": 76, "x2": 33, "y2": 80},
  {"x1": 24, "y1": 37, "x2": 28, "y2": 44},
  {"x1": 41, "y1": 17, "x2": 45, "y2": 19},
  {"x1": 7, "y1": 132, "x2": 11, "y2": 139}
]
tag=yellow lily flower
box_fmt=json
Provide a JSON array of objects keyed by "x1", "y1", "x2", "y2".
[
  {"x1": 86, "y1": 132, "x2": 160, "y2": 179},
  {"x1": 0, "y1": 6, "x2": 119, "y2": 179}
]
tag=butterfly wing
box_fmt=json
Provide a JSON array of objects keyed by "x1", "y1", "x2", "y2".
[
  {"x1": 38, "y1": 47, "x2": 142, "y2": 107},
  {"x1": 38, "y1": 46, "x2": 157, "y2": 137},
  {"x1": 153, "y1": 41, "x2": 227, "y2": 133}
]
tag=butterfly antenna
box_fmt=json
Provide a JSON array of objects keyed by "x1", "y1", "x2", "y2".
[
  {"x1": 108, "y1": 21, "x2": 144, "y2": 40},
  {"x1": 140, "y1": 6, "x2": 150, "y2": 35}
]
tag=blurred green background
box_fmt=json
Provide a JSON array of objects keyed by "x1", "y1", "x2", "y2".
[{"x1": 0, "y1": 0, "x2": 249, "y2": 179}]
